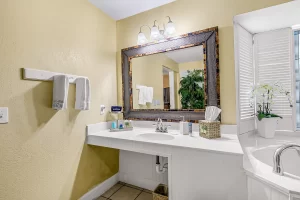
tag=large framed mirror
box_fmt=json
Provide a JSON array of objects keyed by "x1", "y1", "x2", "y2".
[{"x1": 122, "y1": 27, "x2": 219, "y2": 122}]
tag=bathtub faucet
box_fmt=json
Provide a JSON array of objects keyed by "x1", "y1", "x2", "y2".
[{"x1": 273, "y1": 144, "x2": 300, "y2": 176}]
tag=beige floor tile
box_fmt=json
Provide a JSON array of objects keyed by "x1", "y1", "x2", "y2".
[
  {"x1": 110, "y1": 186, "x2": 141, "y2": 200},
  {"x1": 136, "y1": 192, "x2": 153, "y2": 200},
  {"x1": 95, "y1": 197, "x2": 107, "y2": 200},
  {"x1": 102, "y1": 183, "x2": 123, "y2": 198}
]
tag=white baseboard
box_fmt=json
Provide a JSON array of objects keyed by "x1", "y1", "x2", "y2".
[
  {"x1": 80, "y1": 173, "x2": 119, "y2": 200},
  {"x1": 119, "y1": 172, "x2": 160, "y2": 191}
]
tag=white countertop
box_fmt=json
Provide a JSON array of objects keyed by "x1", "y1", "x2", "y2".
[{"x1": 87, "y1": 127, "x2": 243, "y2": 155}]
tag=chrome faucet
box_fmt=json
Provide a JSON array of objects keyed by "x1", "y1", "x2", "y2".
[
  {"x1": 153, "y1": 118, "x2": 170, "y2": 133},
  {"x1": 273, "y1": 144, "x2": 300, "y2": 176}
]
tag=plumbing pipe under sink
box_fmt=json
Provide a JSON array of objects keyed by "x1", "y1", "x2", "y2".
[{"x1": 156, "y1": 155, "x2": 168, "y2": 174}]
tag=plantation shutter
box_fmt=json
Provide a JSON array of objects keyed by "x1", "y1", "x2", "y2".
[
  {"x1": 254, "y1": 28, "x2": 294, "y2": 131},
  {"x1": 235, "y1": 24, "x2": 255, "y2": 134}
]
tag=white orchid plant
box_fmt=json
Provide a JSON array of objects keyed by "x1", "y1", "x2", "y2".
[{"x1": 249, "y1": 82, "x2": 293, "y2": 121}]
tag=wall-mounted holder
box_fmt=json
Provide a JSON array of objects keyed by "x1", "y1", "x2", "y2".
[
  {"x1": 109, "y1": 111, "x2": 123, "y2": 114},
  {"x1": 22, "y1": 68, "x2": 88, "y2": 84},
  {"x1": 109, "y1": 127, "x2": 133, "y2": 132}
]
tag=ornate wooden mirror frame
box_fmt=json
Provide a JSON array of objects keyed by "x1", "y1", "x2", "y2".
[{"x1": 121, "y1": 27, "x2": 219, "y2": 122}]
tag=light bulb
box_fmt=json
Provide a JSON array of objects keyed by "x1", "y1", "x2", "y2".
[
  {"x1": 150, "y1": 25, "x2": 160, "y2": 41},
  {"x1": 165, "y1": 21, "x2": 176, "y2": 36},
  {"x1": 137, "y1": 32, "x2": 148, "y2": 45},
  {"x1": 164, "y1": 16, "x2": 176, "y2": 37}
]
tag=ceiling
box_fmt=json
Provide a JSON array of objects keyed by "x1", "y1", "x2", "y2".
[
  {"x1": 89, "y1": 0, "x2": 176, "y2": 20},
  {"x1": 164, "y1": 46, "x2": 203, "y2": 64},
  {"x1": 234, "y1": 0, "x2": 300, "y2": 34}
]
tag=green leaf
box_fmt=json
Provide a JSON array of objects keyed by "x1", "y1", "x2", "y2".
[{"x1": 256, "y1": 112, "x2": 282, "y2": 121}]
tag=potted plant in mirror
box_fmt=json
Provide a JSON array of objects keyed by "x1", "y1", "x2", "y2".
[
  {"x1": 178, "y1": 69, "x2": 205, "y2": 109},
  {"x1": 250, "y1": 83, "x2": 293, "y2": 138}
]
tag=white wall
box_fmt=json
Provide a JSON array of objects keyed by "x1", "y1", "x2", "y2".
[{"x1": 119, "y1": 150, "x2": 168, "y2": 190}]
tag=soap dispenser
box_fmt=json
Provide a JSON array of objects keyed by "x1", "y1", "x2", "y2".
[{"x1": 179, "y1": 116, "x2": 189, "y2": 135}]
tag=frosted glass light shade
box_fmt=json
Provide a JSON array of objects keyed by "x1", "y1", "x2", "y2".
[
  {"x1": 165, "y1": 22, "x2": 176, "y2": 36},
  {"x1": 150, "y1": 26, "x2": 161, "y2": 41},
  {"x1": 137, "y1": 32, "x2": 148, "y2": 45}
]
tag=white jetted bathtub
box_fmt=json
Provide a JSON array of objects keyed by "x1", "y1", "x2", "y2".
[
  {"x1": 253, "y1": 146, "x2": 300, "y2": 179},
  {"x1": 239, "y1": 133, "x2": 300, "y2": 200}
]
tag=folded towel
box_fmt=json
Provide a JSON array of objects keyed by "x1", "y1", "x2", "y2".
[
  {"x1": 145, "y1": 87, "x2": 153, "y2": 103},
  {"x1": 137, "y1": 85, "x2": 153, "y2": 105},
  {"x1": 137, "y1": 85, "x2": 147, "y2": 105},
  {"x1": 75, "y1": 77, "x2": 91, "y2": 110},
  {"x1": 85, "y1": 79, "x2": 91, "y2": 110},
  {"x1": 52, "y1": 75, "x2": 69, "y2": 110}
]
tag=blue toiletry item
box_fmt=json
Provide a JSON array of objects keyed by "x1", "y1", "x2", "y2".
[
  {"x1": 111, "y1": 106, "x2": 122, "y2": 112},
  {"x1": 188, "y1": 122, "x2": 192, "y2": 133},
  {"x1": 111, "y1": 121, "x2": 117, "y2": 129}
]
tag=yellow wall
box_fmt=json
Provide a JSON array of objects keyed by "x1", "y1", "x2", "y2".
[
  {"x1": 116, "y1": 0, "x2": 289, "y2": 124},
  {"x1": 0, "y1": 0, "x2": 119, "y2": 199},
  {"x1": 131, "y1": 54, "x2": 179, "y2": 109},
  {"x1": 179, "y1": 61, "x2": 204, "y2": 72}
]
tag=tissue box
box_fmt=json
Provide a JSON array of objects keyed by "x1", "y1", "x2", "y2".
[{"x1": 199, "y1": 120, "x2": 221, "y2": 139}]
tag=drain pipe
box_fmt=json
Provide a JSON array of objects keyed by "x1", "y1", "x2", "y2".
[{"x1": 156, "y1": 156, "x2": 168, "y2": 174}]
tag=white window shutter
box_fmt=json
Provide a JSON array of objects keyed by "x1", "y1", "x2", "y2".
[
  {"x1": 254, "y1": 28, "x2": 294, "y2": 131},
  {"x1": 235, "y1": 24, "x2": 255, "y2": 134}
]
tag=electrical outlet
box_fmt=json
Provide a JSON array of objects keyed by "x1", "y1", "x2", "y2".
[
  {"x1": 152, "y1": 99, "x2": 157, "y2": 106},
  {"x1": 156, "y1": 100, "x2": 160, "y2": 105},
  {"x1": 0, "y1": 107, "x2": 9, "y2": 124}
]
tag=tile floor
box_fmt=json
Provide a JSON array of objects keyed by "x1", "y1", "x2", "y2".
[{"x1": 95, "y1": 182, "x2": 153, "y2": 200}]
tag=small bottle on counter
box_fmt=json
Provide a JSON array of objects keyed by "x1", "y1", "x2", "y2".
[
  {"x1": 124, "y1": 120, "x2": 129, "y2": 128},
  {"x1": 179, "y1": 116, "x2": 189, "y2": 135},
  {"x1": 188, "y1": 116, "x2": 193, "y2": 136},
  {"x1": 111, "y1": 121, "x2": 117, "y2": 129},
  {"x1": 118, "y1": 120, "x2": 124, "y2": 129}
]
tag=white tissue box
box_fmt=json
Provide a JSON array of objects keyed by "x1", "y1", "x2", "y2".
[{"x1": 199, "y1": 120, "x2": 221, "y2": 139}]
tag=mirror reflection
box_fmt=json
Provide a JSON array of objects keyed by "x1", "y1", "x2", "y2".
[{"x1": 132, "y1": 45, "x2": 205, "y2": 110}]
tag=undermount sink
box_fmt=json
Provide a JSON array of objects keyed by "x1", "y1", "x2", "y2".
[{"x1": 137, "y1": 133, "x2": 175, "y2": 141}]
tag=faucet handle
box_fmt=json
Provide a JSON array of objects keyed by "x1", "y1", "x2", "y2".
[
  {"x1": 162, "y1": 124, "x2": 171, "y2": 133},
  {"x1": 153, "y1": 123, "x2": 160, "y2": 132}
]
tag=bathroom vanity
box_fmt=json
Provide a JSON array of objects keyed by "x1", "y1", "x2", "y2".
[
  {"x1": 86, "y1": 122, "x2": 246, "y2": 200},
  {"x1": 93, "y1": 26, "x2": 248, "y2": 200}
]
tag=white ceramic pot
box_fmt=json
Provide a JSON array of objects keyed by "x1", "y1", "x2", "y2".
[{"x1": 256, "y1": 117, "x2": 279, "y2": 138}]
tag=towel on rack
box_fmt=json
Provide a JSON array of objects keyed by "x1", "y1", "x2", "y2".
[
  {"x1": 137, "y1": 85, "x2": 147, "y2": 105},
  {"x1": 136, "y1": 85, "x2": 153, "y2": 105},
  {"x1": 75, "y1": 78, "x2": 91, "y2": 110},
  {"x1": 52, "y1": 75, "x2": 69, "y2": 110},
  {"x1": 145, "y1": 87, "x2": 153, "y2": 103}
]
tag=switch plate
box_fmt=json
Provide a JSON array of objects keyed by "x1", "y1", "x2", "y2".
[
  {"x1": 100, "y1": 105, "x2": 105, "y2": 115},
  {"x1": 0, "y1": 107, "x2": 9, "y2": 124}
]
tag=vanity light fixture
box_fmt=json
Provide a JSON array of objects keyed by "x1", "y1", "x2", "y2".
[
  {"x1": 164, "y1": 16, "x2": 176, "y2": 37},
  {"x1": 137, "y1": 25, "x2": 151, "y2": 45},
  {"x1": 137, "y1": 16, "x2": 176, "y2": 45},
  {"x1": 150, "y1": 20, "x2": 161, "y2": 41}
]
